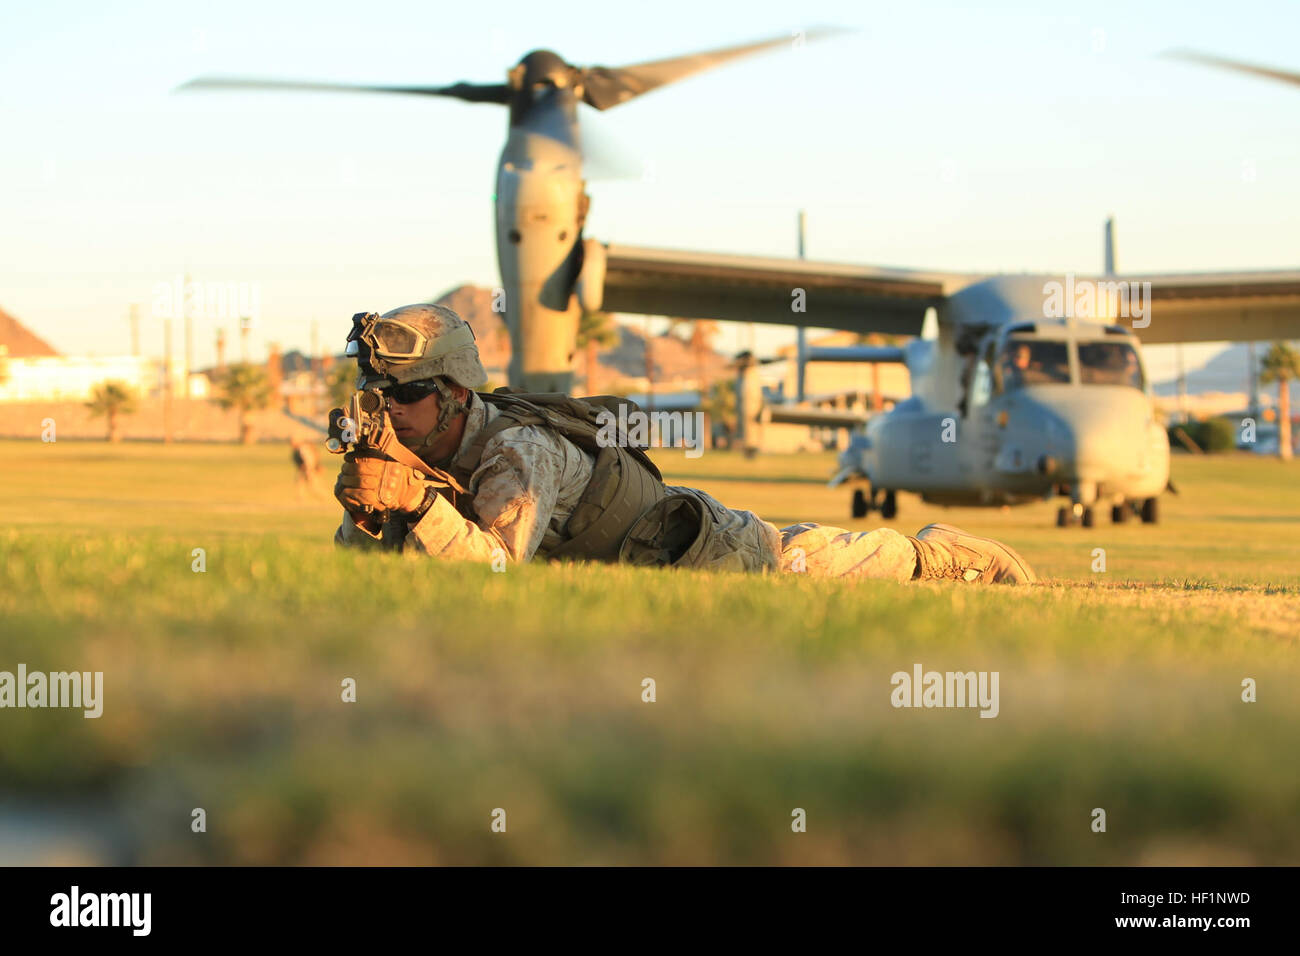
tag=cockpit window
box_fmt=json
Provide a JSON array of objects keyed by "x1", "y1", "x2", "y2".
[
  {"x1": 998, "y1": 339, "x2": 1070, "y2": 390},
  {"x1": 1078, "y1": 341, "x2": 1144, "y2": 389}
]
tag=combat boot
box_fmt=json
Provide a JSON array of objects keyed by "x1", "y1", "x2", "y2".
[{"x1": 907, "y1": 523, "x2": 1038, "y2": 585}]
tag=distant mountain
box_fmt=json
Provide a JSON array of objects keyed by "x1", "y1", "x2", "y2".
[
  {"x1": 600, "y1": 325, "x2": 733, "y2": 382},
  {"x1": 0, "y1": 306, "x2": 60, "y2": 357},
  {"x1": 432, "y1": 286, "x2": 511, "y2": 371},
  {"x1": 430, "y1": 284, "x2": 731, "y2": 384}
]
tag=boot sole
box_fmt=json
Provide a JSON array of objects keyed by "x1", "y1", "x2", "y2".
[{"x1": 916, "y1": 523, "x2": 1038, "y2": 585}]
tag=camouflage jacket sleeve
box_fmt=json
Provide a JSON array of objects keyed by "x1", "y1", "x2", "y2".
[
  {"x1": 334, "y1": 512, "x2": 385, "y2": 550},
  {"x1": 403, "y1": 428, "x2": 573, "y2": 564}
]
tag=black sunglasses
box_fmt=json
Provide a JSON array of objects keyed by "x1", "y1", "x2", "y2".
[{"x1": 381, "y1": 381, "x2": 441, "y2": 405}]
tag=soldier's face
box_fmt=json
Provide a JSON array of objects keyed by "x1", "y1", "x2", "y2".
[
  {"x1": 388, "y1": 389, "x2": 442, "y2": 441},
  {"x1": 388, "y1": 381, "x2": 470, "y2": 454}
]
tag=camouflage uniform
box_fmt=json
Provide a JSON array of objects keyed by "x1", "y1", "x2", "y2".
[{"x1": 336, "y1": 390, "x2": 918, "y2": 581}]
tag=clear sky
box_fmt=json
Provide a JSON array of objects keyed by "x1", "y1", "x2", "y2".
[{"x1": 2, "y1": 0, "x2": 1297, "y2": 380}]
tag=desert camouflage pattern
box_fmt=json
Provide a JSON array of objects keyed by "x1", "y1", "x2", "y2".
[
  {"x1": 618, "y1": 486, "x2": 783, "y2": 574},
  {"x1": 335, "y1": 392, "x2": 921, "y2": 581},
  {"x1": 336, "y1": 392, "x2": 588, "y2": 561},
  {"x1": 776, "y1": 523, "x2": 918, "y2": 582},
  {"x1": 358, "y1": 304, "x2": 489, "y2": 389}
]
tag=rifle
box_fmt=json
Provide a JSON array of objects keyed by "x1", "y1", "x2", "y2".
[{"x1": 325, "y1": 387, "x2": 467, "y2": 524}]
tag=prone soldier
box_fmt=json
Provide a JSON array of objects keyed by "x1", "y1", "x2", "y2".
[{"x1": 330, "y1": 305, "x2": 1037, "y2": 584}]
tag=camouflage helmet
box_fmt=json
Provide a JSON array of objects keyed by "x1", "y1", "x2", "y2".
[{"x1": 347, "y1": 304, "x2": 488, "y2": 390}]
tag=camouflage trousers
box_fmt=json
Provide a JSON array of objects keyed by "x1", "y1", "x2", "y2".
[
  {"x1": 773, "y1": 522, "x2": 919, "y2": 583},
  {"x1": 641, "y1": 487, "x2": 920, "y2": 581}
]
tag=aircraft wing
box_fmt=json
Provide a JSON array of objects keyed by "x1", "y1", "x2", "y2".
[
  {"x1": 805, "y1": 345, "x2": 907, "y2": 363},
  {"x1": 599, "y1": 245, "x2": 1300, "y2": 343},
  {"x1": 765, "y1": 405, "x2": 871, "y2": 429},
  {"x1": 1117, "y1": 270, "x2": 1300, "y2": 344},
  {"x1": 600, "y1": 244, "x2": 975, "y2": 336}
]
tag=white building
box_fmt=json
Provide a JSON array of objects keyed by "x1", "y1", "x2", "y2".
[
  {"x1": 0, "y1": 306, "x2": 209, "y2": 402},
  {"x1": 0, "y1": 349, "x2": 165, "y2": 402}
]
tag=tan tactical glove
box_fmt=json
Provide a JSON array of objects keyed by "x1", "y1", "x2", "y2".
[{"x1": 334, "y1": 453, "x2": 430, "y2": 521}]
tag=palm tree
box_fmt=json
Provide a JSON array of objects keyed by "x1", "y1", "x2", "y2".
[
  {"x1": 681, "y1": 321, "x2": 722, "y2": 449},
  {"x1": 211, "y1": 363, "x2": 273, "y2": 444},
  {"x1": 702, "y1": 379, "x2": 738, "y2": 448},
  {"x1": 687, "y1": 320, "x2": 720, "y2": 389},
  {"x1": 1260, "y1": 342, "x2": 1300, "y2": 460},
  {"x1": 576, "y1": 310, "x2": 619, "y2": 394},
  {"x1": 85, "y1": 381, "x2": 137, "y2": 442}
]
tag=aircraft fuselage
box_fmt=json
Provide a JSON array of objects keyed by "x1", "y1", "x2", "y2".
[{"x1": 840, "y1": 318, "x2": 1170, "y2": 524}]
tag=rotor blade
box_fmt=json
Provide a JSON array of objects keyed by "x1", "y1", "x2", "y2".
[
  {"x1": 1164, "y1": 49, "x2": 1300, "y2": 89},
  {"x1": 580, "y1": 28, "x2": 849, "y2": 110},
  {"x1": 175, "y1": 76, "x2": 512, "y2": 103}
]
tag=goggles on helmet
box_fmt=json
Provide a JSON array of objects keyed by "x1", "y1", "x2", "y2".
[
  {"x1": 346, "y1": 313, "x2": 431, "y2": 363},
  {"x1": 345, "y1": 310, "x2": 479, "y2": 383}
]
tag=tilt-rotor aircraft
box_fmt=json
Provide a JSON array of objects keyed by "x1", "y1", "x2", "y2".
[
  {"x1": 587, "y1": 48, "x2": 1300, "y2": 528},
  {"x1": 592, "y1": 230, "x2": 1300, "y2": 527},
  {"x1": 181, "y1": 41, "x2": 1300, "y2": 526},
  {"x1": 178, "y1": 32, "x2": 837, "y2": 391}
]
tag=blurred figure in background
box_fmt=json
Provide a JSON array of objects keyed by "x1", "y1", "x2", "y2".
[{"x1": 291, "y1": 437, "x2": 323, "y2": 499}]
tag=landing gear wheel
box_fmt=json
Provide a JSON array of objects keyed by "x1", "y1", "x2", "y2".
[
  {"x1": 880, "y1": 490, "x2": 898, "y2": 520},
  {"x1": 1057, "y1": 506, "x2": 1069, "y2": 527},
  {"x1": 851, "y1": 489, "x2": 869, "y2": 519},
  {"x1": 1141, "y1": 497, "x2": 1159, "y2": 524},
  {"x1": 1081, "y1": 506, "x2": 1095, "y2": 528},
  {"x1": 1111, "y1": 504, "x2": 1128, "y2": 524}
]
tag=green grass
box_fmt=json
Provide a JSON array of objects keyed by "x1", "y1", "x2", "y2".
[{"x1": 1, "y1": 439, "x2": 1298, "y2": 864}]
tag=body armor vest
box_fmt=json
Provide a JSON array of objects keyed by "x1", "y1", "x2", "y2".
[{"x1": 449, "y1": 390, "x2": 668, "y2": 563}]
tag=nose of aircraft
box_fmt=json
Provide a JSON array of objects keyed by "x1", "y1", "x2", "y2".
[{"x1": 1021, "y1": 387, "x2": 1156, "y2": 485}]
